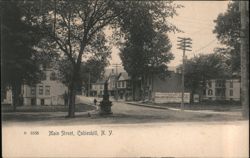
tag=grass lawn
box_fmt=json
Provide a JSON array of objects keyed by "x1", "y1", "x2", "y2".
[{"x1": 1, "y1": 104, "x2": 96, "y2": 113}]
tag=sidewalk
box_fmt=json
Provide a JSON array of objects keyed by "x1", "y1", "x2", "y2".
[{"x1": 126, "y1": 101, "x2": 242, "y2": 116}]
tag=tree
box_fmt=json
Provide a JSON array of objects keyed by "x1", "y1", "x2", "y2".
[
  {"x1": 1, "y1": 1, "x2": 42, "y2": 110},
  {"x1": 20, "y1": 0, "x2": 122, "y2": 117},
  {"x1": 183, "y1": 53, "x2": 229, "y2": 101},
  {"x1": 57, "y1": 51, "x2": 110, "y2": 97},
  {"x1": 114, "y1": 1, "x2": 180, "y2": 100},
  {"x1": 213, "y1": 1, "x2": 249, "y2": 73}
]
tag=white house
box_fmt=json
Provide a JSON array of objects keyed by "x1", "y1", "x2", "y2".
[
  {"x1": 22, "y1": 68, "x2": 68, "y2": 106},
  {"x1": 203, "y1": 79, "x2": 240, "y2": 101}
]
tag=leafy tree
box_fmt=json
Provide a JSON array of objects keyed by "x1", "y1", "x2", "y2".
[
  {"x1": 213, "y1": 1, "x2": 249, "y2": 73},
  {"x1": 1, "y1": 1, "x2": 42, "y2": 110},
  {"x1": 114, "y1": 1, "x2": 180, "y2": 99},
  {"x1": 183, "y1": 53, "x2": 229, "y2": 101},
  {"x1": 20, "y1": 0, "x2": 122, "y2": 117}
]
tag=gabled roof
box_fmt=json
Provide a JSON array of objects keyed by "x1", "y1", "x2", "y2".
[
  {"x1": 118, "y1": 72, "x2": 131, "y2": 81},
  {"x1": 93, "y1": 79, "x2": 106, "y2": 85}
]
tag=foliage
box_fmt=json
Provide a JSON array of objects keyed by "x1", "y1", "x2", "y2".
[
  {"x1": 115, "y1": 1, "x2": 180, "y2": 80},
  {"x1": 213, "y1": 1, "x2": 249, "y2": 73},
  {"x1": 1, "y1": 1, "x2": 42, "y2": 106},
  {"x1": 183, "y1": 53, "x2": 230, "y2": 94},
  {"x1": 19, "y1": 0, "x2": 119, "y2": 116}
]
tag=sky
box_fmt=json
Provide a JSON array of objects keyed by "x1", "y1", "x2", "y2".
[{"x1": 108, "y1": 1, "x2": 230, "y2": 69}]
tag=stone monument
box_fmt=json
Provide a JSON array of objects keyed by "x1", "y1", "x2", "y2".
[{"x1": 99, "y1": 80, "x2": 112, "y2": 115}]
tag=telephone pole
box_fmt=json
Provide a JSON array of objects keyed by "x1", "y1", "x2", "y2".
[
  {"x1": 111, "y1": 63, "x2": 122, "y2": 101},
  {"x1": 88, "y1": 72, "x2": 91, "y2": 97},
  {"x1": 177, "y1": 37, "x2": 192, "y2": 110},
  {"x1": 240, "y1": 1, "x2": 249, "y2": 119}
]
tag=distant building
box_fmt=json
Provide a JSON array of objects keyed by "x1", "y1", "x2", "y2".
[
  {"x1": 1, "y1": 87, "x2": 12, "y2": 105},
  {"x1": 143, "y1": 72, "x2": 185, "y2": 102},
  {"x1": 90, "y1": 79, "x2": 105, "y2": 97},
  {"x1": 117, "y1": 72, "x2": 132, "y2": 101},
  {"x1": 203, "y1": 79, "x2": 240, "y2": 101},
  {"x1": 22, "y1": 66, "x2": 68, "y2": 106}
]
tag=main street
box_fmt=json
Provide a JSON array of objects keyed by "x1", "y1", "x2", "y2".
[
  {"x1": 2, "y1": 96, "x2": 243, "y2": 126},
  {"x1": 2, "y1": 99, "x2": 248, "y2": 157}
]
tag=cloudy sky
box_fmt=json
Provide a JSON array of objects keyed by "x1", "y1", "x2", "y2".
[{"x1": 108, "y1": 1, "x2": 230, "y2": 69}]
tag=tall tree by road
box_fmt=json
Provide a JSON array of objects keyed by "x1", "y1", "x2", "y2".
[
  {"x1": 213, "y1": 1, "x2": 249, "y2": 74},
  {"x1": 114, "y1": 1, "x2": 180, "y2": 100},
  {"x1": 20, "y1": 0, "x2": 128, "y2": 117},
  {"x1": 1, "y1": 1, "x2": 42, "y2": 110}
]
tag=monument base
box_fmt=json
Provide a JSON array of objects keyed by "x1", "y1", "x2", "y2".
[{"x1": 99, "y1": 100, "x2": 113, "y2": 115}]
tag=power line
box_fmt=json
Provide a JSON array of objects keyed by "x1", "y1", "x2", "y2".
[{"x1": 192, "y1": 39, "x2": 217, "y2": 54}]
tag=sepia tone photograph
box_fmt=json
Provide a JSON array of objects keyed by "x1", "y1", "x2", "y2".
[{"x1": 1, "y1": 0, "x2": 249, "y2": 157}]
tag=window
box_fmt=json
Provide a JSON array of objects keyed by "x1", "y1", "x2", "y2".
[
  {"x1": 41, "y1": 99, "x2": 45, "y2": 105},
  {"x1": 230, "y1": 90, "x2": 233, "y2": 96},
  {"x1": 208, "y1": 81, "x2": 212, "y2": 88},
  {"x1": 100, "y1": 85, "x2": 103, "y2": 89},
  {"x1": 208, "y1": 89, "x2": 213, "y2": 96},
  {"x1": 41, "y1": 73, "x2": 46, "y2": 80},
  {"x1": 45, "y1": 86, "x2": 50, "y2": 95},
  {"x1": 31, "y1": 98, "x2": 36, "y2": 105},
  {"x1": 122, "y1": 81, "x2": 125, "y2": 88},
  {"x1": 118, "y1": 82, "x2": 121, "y2": 88},
  {"x1": 230, "y1": 81, "x2": 233, "y2": 88},
  {"x1": 31, "y1": 87, "x2": 36, "y2": 95},
  {"x1": 39, "y1": 85, "x2": 43, "y2": 95},
  {"x1": 50, "y1": 72, "x2": 57, "y2": 80}
]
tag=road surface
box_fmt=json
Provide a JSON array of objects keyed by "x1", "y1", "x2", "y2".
[{"x1": 2, "y1": 99, "x2": 249, "y2": 157}]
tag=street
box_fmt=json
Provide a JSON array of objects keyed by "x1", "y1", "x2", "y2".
[
  {"x1": 2, "y1": 100, "x2": 249, "y2": 157},
  {"x1": 2, "y1": 98, "x2": 244, "y2": 126}
]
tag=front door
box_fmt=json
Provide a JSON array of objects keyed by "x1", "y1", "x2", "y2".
[{"x1": 41, "y1": 99, "x2": 45, "y2": 105}]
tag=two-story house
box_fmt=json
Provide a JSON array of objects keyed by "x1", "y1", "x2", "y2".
[
  {"x1": 90, "y1": 79, "x2": 105, "y2": 97},
  {"x1": 22, "y1": 66, "x2": 68, "y2": 106},
  {"x1": 117, "y1": 72, "x2": 132, "y2": 101},
  {"x1": 203, "y1": 79, "x2": 240, "y2": 101}
]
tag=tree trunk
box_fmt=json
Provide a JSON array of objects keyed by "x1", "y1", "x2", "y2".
[
  {"x1": 67, "y1": 65, "x2": 80, "y2": 118},
  {"x1": 11, "y1": 82, "x2": 21, "y2": 111},
  {"x1": 67, "y1": 83, "x2": 76, "y2": 117}
]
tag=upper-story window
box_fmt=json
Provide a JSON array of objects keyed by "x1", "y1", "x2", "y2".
[
  {"x1": 50, "y1": 72, "x2": 57, "y2": 80},
  {"x1": 215, "y1": 80, "x2": 225, "y2": 88},
  {"x1": 208, "y1": 81, "x2": 212, "y2": 88},
  {"x1": 230, "y1": 81, "x2": 233, "y2": 88},
  {"x1": 41, "y1": 73, "x2": 46, "y2": 81},
  {"x1": 122, "y1": 81, "x2": 125, "y2": 88},
  {"x1": 100, "y1": 85, "x2": 103, "y2": 90},
  {"x1": 45, "y1": 86, "x2": 50, "y2": 95},
  {"x1": 39, "y1": 85, "x2": 43, "y2": 95},
  {"x1": 230, "y1": 90, "x2": 233, "y2": 96},
  {"x1": 31, "y1": 87, "x2": 36, "y2": 95}
]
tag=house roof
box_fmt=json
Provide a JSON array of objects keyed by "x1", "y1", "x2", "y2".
[
  {"x1": 93, "y1": 79, "x2": 106, "y2": 84},
  {"x1": 118, "y1": 72, "x2": 131, "y2": 81}
]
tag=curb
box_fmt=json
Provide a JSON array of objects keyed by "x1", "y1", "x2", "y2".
[{"x1": 126, "y1": 102, "x2": 169, "y2": 110}]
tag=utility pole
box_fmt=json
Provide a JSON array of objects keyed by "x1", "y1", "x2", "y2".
[
  {"x1": 177, "y1": 37, "x2": 192, "y2": 110},
  {"x1": 111, "y1": 63, "x2": 122, "y2": 101},
  {"x1": 240, "y1": 1, "x2": 249, "y2": 119},
  {"x1": 88, "y1": 72, "x2": 91, "y2": 97}
]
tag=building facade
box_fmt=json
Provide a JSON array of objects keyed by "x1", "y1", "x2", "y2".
[
  {"x1": 22, "y1": 68, "x2": 68, "y2": 106},
  {"x1": 143, "y1": 72, "x2": 185, "y2": 102},
  {"x1": 117, "y1": 72, "x2": 132, "y2": 101},
  {"x1": 203, "y1": 79, "x2": 240, "y2": 101},
  {"x1": 90, "y1": 79, "x2": 105, "y2": 97}
]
